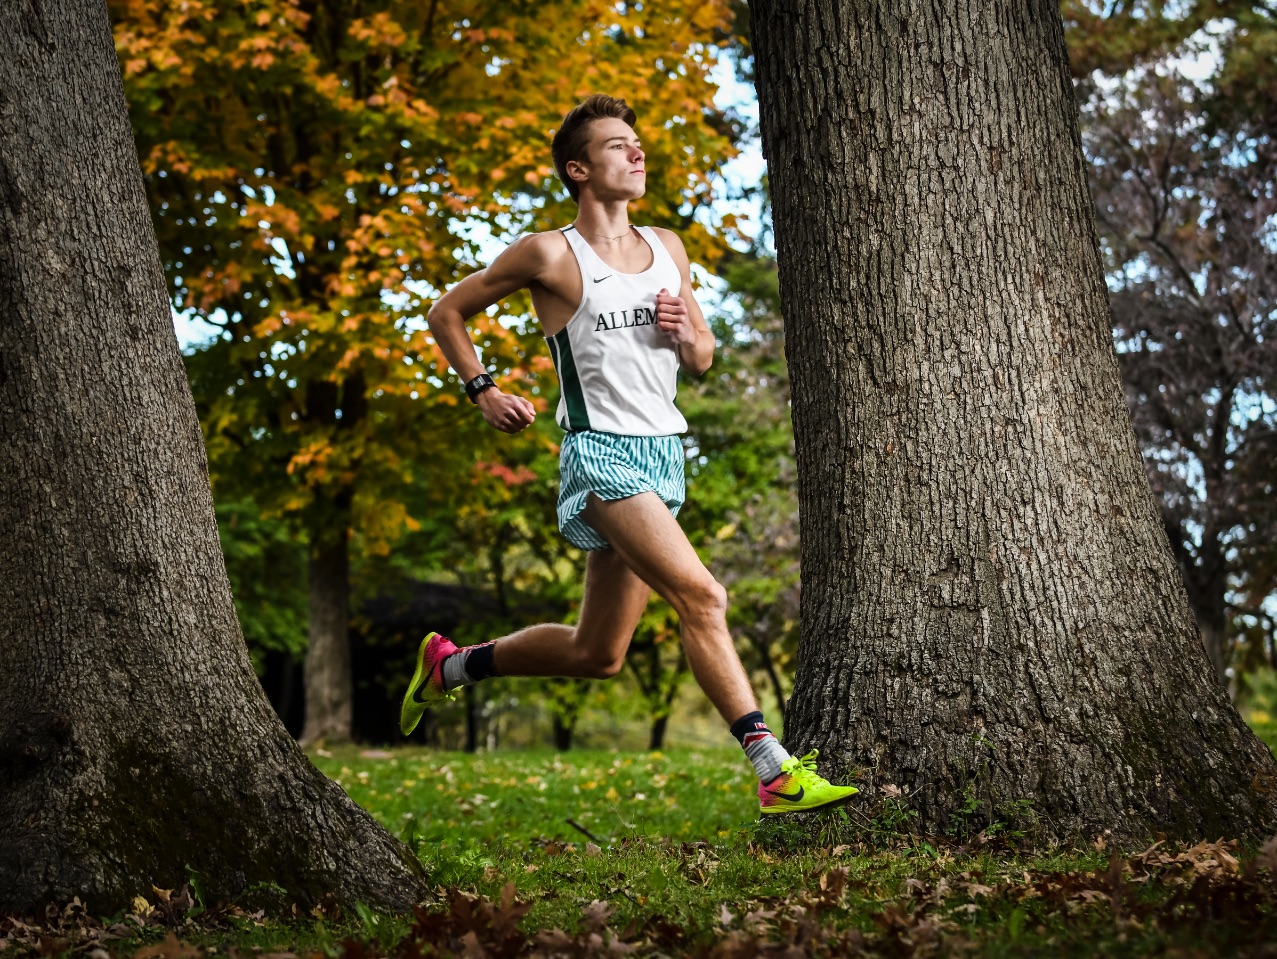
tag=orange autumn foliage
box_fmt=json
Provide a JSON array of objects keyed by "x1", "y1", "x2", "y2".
[{"x1": 109, "y1": 0, "x2": 743, "y2": 550}]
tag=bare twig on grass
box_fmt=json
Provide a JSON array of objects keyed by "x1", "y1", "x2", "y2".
[{"x1": 565, "y1": 818, "x2": 605, "y2": 844}]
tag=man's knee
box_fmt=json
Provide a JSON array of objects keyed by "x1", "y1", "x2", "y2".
[
  {"x1": 672, "y1": 573, "x2": 727, "y2": 622},
  {"x1": 589, "y1": 655, "x2": 626, "y2": 680},
  {"x1": 578, "y1": 647, "x2": 626, "y2": 680},
  {"x1": 568, "y1": 627, "x2": 630, "y2": 680}
]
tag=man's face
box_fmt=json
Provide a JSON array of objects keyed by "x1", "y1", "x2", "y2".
[{"x1": 570, "y1": 116, "x2": 646, "y2": 201}]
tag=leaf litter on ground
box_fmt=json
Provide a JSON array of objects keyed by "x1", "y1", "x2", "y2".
[
  {"x1": 9, "y1": 836, "x2": 1277, "y2": 957},
  {"x1": 5, "y1": 748, "x2": 1277, "y2": 956}
]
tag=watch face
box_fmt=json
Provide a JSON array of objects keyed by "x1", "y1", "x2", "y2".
[{"x1": 466, "y1": 374, "x2": 495, "y2": 402}]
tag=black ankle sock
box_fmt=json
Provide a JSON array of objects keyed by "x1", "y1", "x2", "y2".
[
  {"x1": 729, "y1": 710, "x2": 769, "y2": 746},
  {"x1": 462, "y1": 641, "x2": 499, "y2": 682}
]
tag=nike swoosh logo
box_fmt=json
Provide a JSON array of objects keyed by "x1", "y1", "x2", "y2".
[
  {"x1": 770, "y1": 785, "x2": 804, "y2": 802},
  {"x1": 593, "y1": 275, "x2": 612, "y2": 283},
  {"x1": 411, "y1": 680, "x2": 434, "y2": 704}
]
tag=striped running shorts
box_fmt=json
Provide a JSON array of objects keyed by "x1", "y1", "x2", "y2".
[{"x1": 557, "y1": 430, "x2": 686, "y2": 551}]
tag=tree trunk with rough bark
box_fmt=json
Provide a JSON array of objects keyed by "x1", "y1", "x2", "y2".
[
  {"x1": 751, "y1": 0, "x2": 1277, "y2": 843},
  {"x1": 0, "y1": 0, "x2": 425, "y2": 913}
]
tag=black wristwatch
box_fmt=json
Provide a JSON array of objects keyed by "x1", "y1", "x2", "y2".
[{"x1": 464, "y1": 372, "x2": 497, "y2": 404}]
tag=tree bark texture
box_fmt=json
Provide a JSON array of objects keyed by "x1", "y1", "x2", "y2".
[
  {"x1": 300, "y1": 514, "x2": 353, "y2": 745},
  {"x1": 0, "y1": 0, "x2": 424, "y2": 912},
  {"x1": 751, "y1": 0, "x2": 1277, "y2": 843}
]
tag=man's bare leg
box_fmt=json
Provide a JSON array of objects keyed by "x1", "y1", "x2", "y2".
[
  {"x1": 401, "y1": 490, "x2": 859, "y2": 810},
  {"x1": 402, "y1": 549, "x2": 649, "y2": 730},
  {"x1": 437, "y1": 493, "x2": 754, "y2": 717},
  {"x1": 486, "y1": 547, "x2": 651, "y2": 679},
  {"x1": 579, "y1": 492, "x2": 757, "y2": 724},
  {"x1": 575, "y1": 492, "x2": 860, "y2": 810}
]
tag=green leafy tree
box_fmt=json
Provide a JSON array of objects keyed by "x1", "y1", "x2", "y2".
[
  {"x1": 1076, "y1": 5, "x2": 1277, "y2": 683},
  {"x1": 216, "y1": 499, "x2": 309, "y2": 671}
]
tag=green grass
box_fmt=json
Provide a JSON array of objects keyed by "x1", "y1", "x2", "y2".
[
  {"x1": 1241, "y1": 668, "x2": 1277, "y2": 753},
  {"x1": 314, "y1": 747, "x2": 758, "y2": 854},
  {"x1": 311, "y1": 747, "x2": 1277, "y2": 956},
  {"x1": 5, "y1": 745, "x2": 1276, "y2": 957}
]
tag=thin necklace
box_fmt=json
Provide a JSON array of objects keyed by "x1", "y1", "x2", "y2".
[{"x1": 576, "y1": 224, "x2": 632, "y2": 242}]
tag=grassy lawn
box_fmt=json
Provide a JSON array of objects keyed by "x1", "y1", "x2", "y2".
[
  {"x1": 317, "y1": 747, "x2": 760, "y2": 854},
  {"x1": 7, "y1": 744, "x2": 1275, "y2": 957},
  {"x1": 310, "y1": 746, "x2": 1277, "y2": 957}
]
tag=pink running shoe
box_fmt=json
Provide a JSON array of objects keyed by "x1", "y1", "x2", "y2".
[
  {"x1": 758, "y1": 750, "x2": 859, "y2": 815},
  {"x1": 400, "y1": 631, "x2": 458, "y2": 735}
]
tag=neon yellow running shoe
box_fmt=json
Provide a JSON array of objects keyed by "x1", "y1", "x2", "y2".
[
  {"x1": 400, "y1": 631, "x2": 458, "y2": 736},
  {"x1": 758, "y1": 749, "x2": 859, "y2": 815}
]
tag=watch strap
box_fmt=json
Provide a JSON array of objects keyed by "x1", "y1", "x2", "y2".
[{"x1": 465, "y1": 373, "x2": 497, "y2": 404}]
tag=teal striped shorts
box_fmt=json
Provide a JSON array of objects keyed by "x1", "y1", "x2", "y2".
[{"x1": 558, "y1": 430, "x2": 686, "y2": 551}]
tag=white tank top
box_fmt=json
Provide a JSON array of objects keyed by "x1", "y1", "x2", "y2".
[{"x1": 545, "y1": 224, "x2": 688, "y2": 436}]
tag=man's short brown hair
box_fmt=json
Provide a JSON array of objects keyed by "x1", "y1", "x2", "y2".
[{"x1": 551, "y1": 94, "x2": 637, "y2": 203}]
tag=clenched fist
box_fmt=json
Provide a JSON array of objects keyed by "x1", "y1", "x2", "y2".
[
  {"x1": 477, "y1": 389, "x2": 536, "y2": 433},
  {"x1": 655, "y1": 288, "x2": 697, "y2": 345}
]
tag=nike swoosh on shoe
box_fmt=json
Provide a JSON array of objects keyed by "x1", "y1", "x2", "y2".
[{"x1": 769, "y1": 785, "x2": 804, "y2": 802}]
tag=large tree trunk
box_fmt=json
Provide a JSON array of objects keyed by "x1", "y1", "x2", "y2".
[
  {"x1": 751, "y1": 0, "x2": 1277, "y2": 843},
  {"x1": 0, "y1": 0, "x2": 424, "y2": 912},
  {"x1": 300, "y1": 510, "x2": 353, "y2": 745}
]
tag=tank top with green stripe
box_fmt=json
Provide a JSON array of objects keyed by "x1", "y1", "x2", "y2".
[{"x1": 544, "y1": 224, "x2": 688, "y2": 436}]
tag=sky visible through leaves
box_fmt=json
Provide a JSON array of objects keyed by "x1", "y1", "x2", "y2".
[
  {"x1": 169, "y1": 58, "x2": 767, "y2": 353},
  {"x1": 164, "y1": 17, "x2": 1226, "y2": 352}
]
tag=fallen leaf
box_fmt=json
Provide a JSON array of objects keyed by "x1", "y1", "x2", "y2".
[
  {"x1": 132, "y1": 931, "x2": 201, "y2": 959},
  {"x1": 581, "y1": 899, "x2": 614, "y2": 931},
  {"x1": 535, "y1": 929, "x2": 574, "y2": 949}
]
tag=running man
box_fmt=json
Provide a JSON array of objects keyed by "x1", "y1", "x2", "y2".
[{"x1": 402, "y1": 94, "x2": 857, "y2": 815}]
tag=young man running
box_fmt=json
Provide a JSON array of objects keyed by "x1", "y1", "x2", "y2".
[{"x1": 402, "y1": 94, "x2": 857, "y2": 815}]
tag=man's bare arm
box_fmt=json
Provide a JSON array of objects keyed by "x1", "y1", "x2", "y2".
[
  {"x1": 426, "y1": 235, "x2": 550, "y2": 433},
  {"x1": 652, "y1": 229, "x2": 714, "y2": 375}
]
